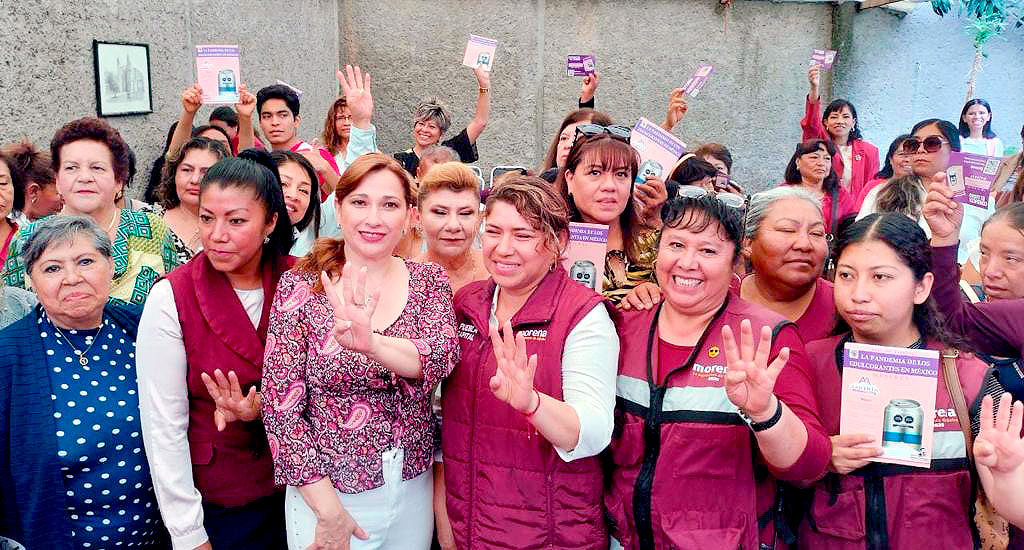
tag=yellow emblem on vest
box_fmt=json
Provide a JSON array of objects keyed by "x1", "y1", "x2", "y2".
[{"x1": 708, "y1": 346, "x2": 720, "y2": 358}]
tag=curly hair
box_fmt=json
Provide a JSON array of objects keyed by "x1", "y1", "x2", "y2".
[
  {"x1": 158, "y1": 137, "x2": 230, "y2": 209},
  {"x1": 50, "y1": 117, "x2": 133, "y2": 185}
]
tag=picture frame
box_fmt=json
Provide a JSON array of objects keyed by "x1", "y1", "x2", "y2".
[{"x1": 93, "y1": 40, "x2": 153, "y2": 117}]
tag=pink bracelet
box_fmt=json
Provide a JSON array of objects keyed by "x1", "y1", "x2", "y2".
[{"x1": 523, "y1": 389, "x2": 541, "y2": 417}]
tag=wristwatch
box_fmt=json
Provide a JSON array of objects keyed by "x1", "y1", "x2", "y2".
[
  {"x1": 740, "y1": 396, "x2": 783, "y2": 433},
  {"x1": 479, "y1": 87, "x2": 490, "y2": 94}
]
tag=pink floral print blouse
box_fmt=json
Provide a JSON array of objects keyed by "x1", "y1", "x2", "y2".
[{"x1": 261, "y1": 260, "x2": 459, "y2": 493}]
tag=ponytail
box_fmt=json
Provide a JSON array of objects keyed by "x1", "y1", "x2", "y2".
[{"x1": 296, "y1": 237, "x2": 347, "y2": 293}]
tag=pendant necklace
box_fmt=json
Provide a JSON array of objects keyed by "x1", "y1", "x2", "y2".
[{"x1": 53, "y1": 321, "x2": 105, "y2": 367}]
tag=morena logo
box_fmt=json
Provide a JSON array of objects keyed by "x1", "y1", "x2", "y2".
[{"x1": 692, "y1": 363, "x2": 728, "y2": 375}]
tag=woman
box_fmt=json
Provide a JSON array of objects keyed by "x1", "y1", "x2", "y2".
[
  {"x1": 143, "y1": 136, "x2": 230, "y2": 264},
  {"x1": 413, "y1": 161, "x2": 486, "y2": 292},
  {"x1": 393, "y1": 67, "x2": 491, "y2": 176},
  {"x1": 0, "y1": 149, "x2": 24, "y2": 267},
  {"x1": 0, "y1": 216, "x2": 168, "y2": 548},
  {"x1": 974, "y1": 392, "x2": 1024, "y2": 530},
  {"x1": 554, "y1": 131, "x2": 667, "y2": 304},
  {"x1": 856, "y1": 133, "x2": 913, "y2": 209},
  {"x1": 439, "y1": 176, "x2": 617, "y2": 549},
  {"x1": 2, "y1": 139, "x2": 62, "y2": 222},
  {"x1": 145, "y1": 122, "x2": 180, "y2": 206},
  {"x1": 320, "y1": 90, "x2": 380, "y2": 174},
  {"x1": 856, "y1": 174, "x2": 929, "y2": 240},
  {"x1": 272, "y1": 151, "x2": 321, "y2": 257},
  {"x1": 606, "y1": 192, "x2": 831, "y2": 549},
  {"x1": 959, "y1": 99, "x2": 1004, "y2": 157},
  {"x1": 192, "y1": 125, "x2": 232, "y2": 152},
  {"x1": 801, "y1": 65, "x2": 880, "y2": 198},
  {"x1": 137, "y1": 150, "x2": 294, "y2": 549},
  {"x1": 1, "y1": 117, "x2": 180, "y2": 305},
  {"x1": 799, "y1": 213, "x2": 987, "y2": 549},
  {"x1": 740, "y1": 187, "x2": 835, "y2": 342},
  {"x1": 781, "y1": 139, "x2": 858, "y2": 236},
  {"x1": 994, "y1": 124, "x2": 1024, "y2": 208},
  {"x1": 262, "y1": 153, "x2": 459, "y2": 549},
  {"x1": 667, "y1": 154, "x2": 718, "y2": 193},
  {"x1": 538, "y1": 108, "x2": 613, "y2": 183},
  {"x1": 693, "y1": 143, "x2": 743, "y2": 193}
]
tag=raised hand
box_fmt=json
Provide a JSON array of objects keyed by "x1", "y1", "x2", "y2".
[
  {"x1": 322, "y1": 264, "x2": 379, "y2": 356},
  {"x1": 829, "y1": 433, "x2": 882, "y2": 474},
  {"x1": 975, "y1": 393, "x2": 1024, "y2": 473},
  {"x1": 634, "y1": 176, "x2": 668, "y2": 227},
  {"x1": 580, "y1": 71, "x2": 600, "y2": 104},
  {"x1": 182, "y1": 85, "x2": 203, "y2": 114},
  {"x1": 488, "y1": 320, "x2": 539, "y2": 413},
  {"x1": 474, "y1": 65, "x2": 492, "y2": 90},
  {"x1": 808, "y1": 65, "x2": 821, "y2": 100},
  {"x1": 922, "y1": 172, "x2": 964, "y2": 246},
  {"x1": 336, "y1": 65, "x2": 373, "y2": 129},
  {"x1": 235, "y1": 84, "x2": 257, "y2": 119},
  {"x1": 722, "y1": 320, "x2": 790, "y2": 420},
  {"x1": 663, "y1": 88, "x2": 688, "y2": 131},
  {"x1": 200, "y1": 368, "x2": 260, "y2": 431}
]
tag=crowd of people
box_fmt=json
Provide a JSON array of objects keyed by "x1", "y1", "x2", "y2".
[{"x1": 1, "y1": 57, "x2": 1023, "y2": 550}]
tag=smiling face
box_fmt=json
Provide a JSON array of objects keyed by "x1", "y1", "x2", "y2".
[
  {"x1": 278, "y1": 160, "x2": 313, "y2": 226},
  {"x1": 56, "y1": 139, "x2": 122, "y2": 218},
  {"x1": 420, "y1": 188, "x2": 482, "y2": 262},
  {"x1": 481, "y1": 200, "x2": 561, "y2": 295},
  {"x1": 199, "y1": 185, "x2": 276, "y2": 276},
  {"x1": 174, "y1": 149, "x2": 220, "y2": 210},
  {"x1": 655, "y1": 213, "x2": 737, "y2": 316},
  {"x1": 259, "y1": 98, "x2": 300, "y2": 148},
  {"x1": 747, "y1": 198, "x2": 828, "y2": 290},
  {"x1": 979, "y1": 219, "x2": 1024, "y2": 301},
  {"x1": 891, "y1": 147, "x2": 914, "y2": 179},
  {"x1": 337, "y1": 169, "x2": 410, "y2": 261},
  {"x1": 962, "y1": 103, "x2": 991, "y2": 133},
  {"x1": 413, "y1": 119, "x2": 443, "y2": 149},
  {"x1": 0, "y1": 160, "x2": 14, "y2": 221},
  {"x1": 564, "y1": 150, "x2": 632, "y2": 225},
  {"x1": 833, "y1": 239, "x2": 932, "y2": 344},
  {"x1": 910, "y1": 122, "x2": 952, "y2": 178},
  {"x1": 30, "y1": 235, "x2": 114, "y2": 329},
  {"x1": 795, "y1": 145, "x2": 832, "y2": 186},
  {"x1": 825, "y1": 106, "x2": 855, "y2": 141}
]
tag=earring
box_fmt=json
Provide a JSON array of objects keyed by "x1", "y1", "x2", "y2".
[
  {"x1": 31, "y1": 197, "x2": 37, "y2": 204},
  {"x1": 263, "y1": 236, "x2": 270, "y2": 244}
]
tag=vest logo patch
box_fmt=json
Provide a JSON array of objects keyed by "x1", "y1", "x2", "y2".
[
  {"x1": 459, "y1": 322, "x2": 477, "y2": 341},
  {"x1": 708, "y1": 346, "x2": 720, "y2": 358},
  {"x1": 518, "y1": 328, "x2": 548, "y2": 341},
  {"x1": 692, "y1": 362, "x2": 728, "y2": 382}
]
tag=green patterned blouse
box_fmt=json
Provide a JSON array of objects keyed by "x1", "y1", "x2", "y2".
[{"x1": 1, "y1": 210, "x2": 181, "y2": 305}]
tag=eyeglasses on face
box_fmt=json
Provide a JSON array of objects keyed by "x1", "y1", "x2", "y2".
[{"x1": 901, "y1": 136, "x2": 949, "y2": 154}]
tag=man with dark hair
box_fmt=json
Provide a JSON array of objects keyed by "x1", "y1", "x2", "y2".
[{"x1": 209, "y1": 105, "x2": 265, "y2": 155}]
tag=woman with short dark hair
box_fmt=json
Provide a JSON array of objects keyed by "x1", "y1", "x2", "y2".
[{"x1": 781, "y1": 139, "x2": 858, "y2": 236}]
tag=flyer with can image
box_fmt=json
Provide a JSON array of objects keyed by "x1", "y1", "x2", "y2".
[
  {"x1": 462, "y1": 34, "x2": 497, "y2": 72},
  {"x1": 811, "y1": 49, "x2": 838, "y2": 69},
  {"x1": 839, "y1": 342, "x2": 939, "y2": 468},
  {"x1": 947, "y1": 151, "x2": 1000, "y2": 209},
  {"x1": 566, "y1": 54, "x2": 596, "y2": 77},
  {"x1": 195, "y1": 45, "x2": 241, "y2": 104},
  {"x1": 630, "y1": 117, "x2": 686, "y2": 186},
  {"x1": 561, "y1": 223, "x2": 608, "y2": 292}
]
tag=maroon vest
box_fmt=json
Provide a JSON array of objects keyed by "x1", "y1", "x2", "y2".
[
  {"x1": 441, "y1": 267, "x2": 608, "y2": 549},
  {"x1": 166, "y1": 252, "x2": 294, "y2": 507}
]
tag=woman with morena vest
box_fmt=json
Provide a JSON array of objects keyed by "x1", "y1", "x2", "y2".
[
  {"x1": 136, "y1": 150, "x2": 295, "y2": 549},
  {"x1": 798, "y1": 213, "x2": 987, "y2": 549},
  {"x1": 261, "y1": 153, "x2": 459, "y2": 549},
  {"x1": 606, "y1": 191, "x2": 831, "y2": 550},
  {"x1": 439, "y1": 176, "x2": 618, "y2": 549}
]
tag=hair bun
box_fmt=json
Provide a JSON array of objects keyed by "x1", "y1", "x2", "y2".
[{"x1": 238, "y1": 148, "x2": 281, "y2": 185}]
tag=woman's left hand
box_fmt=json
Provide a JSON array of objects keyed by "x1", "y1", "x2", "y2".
[
  {"x1": 975, "y1": 393, "x2": 1024, "y2": 473},
  {"x1": 488, "y1": 319, "x2": 539, "y2": 413},
  {"x1": 200, "y1": 369, "x2": 260, "y2": 431},
  {"x1": 722, "y1": 319, "x2": 790, "y2": 420},
  {"x1": 322, "y1": 264, "x2": 379, "y2": 356},
  {"x1": 635, "y1": 176, "x2": 668, "y2": 228},
  {"x1": 474, "y1": 65, "x2": 491, "y2": 90}
]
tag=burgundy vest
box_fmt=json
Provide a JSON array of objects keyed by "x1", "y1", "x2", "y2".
[
  {"x1": 441, "y1": 267, "x2": 608, "y2": 549},
  {"x1": 166, "y1": 252, "x2": 294, "y2": 507},
  {"x1": 606, "y1": 297, "x2": 794, "y2": 550},
  {"x1": 798, "y1": 334, "x2": 987, "y2": 550}
]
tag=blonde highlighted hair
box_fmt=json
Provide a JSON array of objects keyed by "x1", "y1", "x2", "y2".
[{"x1": 417, "y1": 162, "x2": 480, "y2": 205}]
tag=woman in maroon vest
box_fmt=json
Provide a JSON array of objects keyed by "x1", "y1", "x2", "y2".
[
  {"x1": 799, "y1": 212, "x2": 988, "y2": 548},
  {"x1": 440, "y1": 176, "x2": 619, "y2": 549},
  {"x1": 606, "y1": 190, "x2": 832, "y2": 550},
  {"x1": 137, "y1": 150, "x2": 294, "y2": 549}
]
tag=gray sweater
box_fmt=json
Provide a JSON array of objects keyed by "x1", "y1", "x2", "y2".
[{"x1": 0, "y1": 286, "x2": 36, "y2": 330}]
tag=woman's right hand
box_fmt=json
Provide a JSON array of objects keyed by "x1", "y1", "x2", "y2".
[
  {"x1": 829, "y1": 433, "x2": 882, "y2": 475},
  {"x1": 662, "y1": 88, "x2": 688, "y2": 132},
  {"x1": 922, "y1": 172, "x2": 964, "y2": 246},
  {"x1": 337, "y1": 65, "x2": 373, "y2": 129},
  {"x1": 182, "y1": 85, "x2": 203, "y2": 114},
  {"x1": 307, "y1": 508, "x2": 370, "y2": 550},
  {"x1": 975, "y1": 393, "x2": 1024, "y2": 473},
  {"x1": 807, "y1": 65, "x2": 820, "y2": 100}
]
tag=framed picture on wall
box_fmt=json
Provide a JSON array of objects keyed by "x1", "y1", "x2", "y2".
[{"x1": 93, "y1": 40, "x2": 153, "y2": 117}]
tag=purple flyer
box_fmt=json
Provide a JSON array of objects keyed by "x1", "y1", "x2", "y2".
[
  {"x1": 682, "y1": 64, "x2": 714, "y2": 97},
  {"x1": 566, "y1": 54, "x2": 596, "y2": 77},
  {"x1": 947, "y1": 151, "x2": 1000, "y2": 209},
  {"x1": 811, "y1": 49, "x2": 838, "y2": 69}
]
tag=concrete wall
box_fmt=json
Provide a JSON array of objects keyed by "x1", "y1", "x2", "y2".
[{"x1": 0, "y1": 0, "x2": 339, "y2": 198}]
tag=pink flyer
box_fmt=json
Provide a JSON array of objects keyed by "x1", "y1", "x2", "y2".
[
  {"x1": 839, "y1": 342, "x2": 939, "y2": 468},
  {"x1": 462, "y1": 35, "x2": 497, "y2": 72},
  {"x1": 566, "y1": 54, "x2": 596, "y2": 77},
  {"x1": 947, "y1": 151, "x2": 1000, "y2": 209},
  {"x1": 630, "y1": 117, "x2": 686, "y2": 185},
  {"x1": 811, "y1": 49, "x2": 838, "y2": 69},
  {"x1": 195, "y1": 45, "x2": 240, "y2": 104},
  {"x1": 561, "y1": 223, "x2": 608, "y2": 292},
  {"x1": 682, "y1": 64, "x2": 715, "y2": 97}
]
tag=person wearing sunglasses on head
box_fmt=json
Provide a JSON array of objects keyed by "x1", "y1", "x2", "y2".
[
  {"x1": 538, "y1": 109, "x2": 613, "y2": 184},
  {"x1": 553, "y1": 126, "x2": 668, "y2": 306},
  {"x1": 606, "y1": 191, "x2": 830, "y2": 550},
  {"x1": 801, "y1": 65, "x2": 880, "y2": 199}
]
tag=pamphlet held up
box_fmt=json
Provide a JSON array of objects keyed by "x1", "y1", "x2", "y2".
[
  {"x1": 566, "y1": 55, "x2": 596, "y2": 77},
  {"x1": 811, "y1": 49, "x2": 838, "y2": 69},
  {"x1": 946, "y1": 151, "x2": 1000, "y2": 209},
  {"x1": 195, "y1": 45, "x2": 241, "y2": 104},
  {"x1": 630, "y1": 118, "x2": 686, "y2": 185},
  {"x1": 682, "y1": 64, "x2": 715, "y2": 97},
  {"x1": 462, "y1": 35, "x2": 497, "y2": 72},
  {"x1": 561, "y1": 223, "x2": 609, "y2": 292}
]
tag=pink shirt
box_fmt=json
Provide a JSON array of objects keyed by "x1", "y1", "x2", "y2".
[{"x1": 290, "y1": 141, "x2": 341, "y2": 202}]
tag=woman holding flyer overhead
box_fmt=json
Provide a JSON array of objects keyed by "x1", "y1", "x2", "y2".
[
  {"x1": 799, "y1": 213, "x2": 987, "y2": 550},
  {"x1": 801, "y1": 64, "x2": 879, "y2": 198}
]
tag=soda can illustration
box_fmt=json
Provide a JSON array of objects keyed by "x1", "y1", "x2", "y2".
[
  {"x1": 882, "y1": 399, "x2": 924, "y2": 450},
  {"x1": 218, "y1": 69, "x2": 237, "y2": 97},
  {"x1": 569, "y1": 260, "x2": 597, "y2": 290}
]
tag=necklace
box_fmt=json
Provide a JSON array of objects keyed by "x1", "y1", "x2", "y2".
[
  {"x1": 105, "y1": 208, "x2": 121, "y2": 235},
  {"x1": 52, "y1": 321, "x2": 105, "y2": 367}
]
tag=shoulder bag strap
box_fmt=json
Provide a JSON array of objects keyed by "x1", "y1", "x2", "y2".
[{"x1": 941, "y1": 349, "x2": 975, "y2": 462}]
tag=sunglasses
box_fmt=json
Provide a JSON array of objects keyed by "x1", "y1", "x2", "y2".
[
  {"x1": 661, "y1": 186, "x2": 747, "y2": 224},
  {"x1": 901, "y1": 136, "x2": 949, "y2": 154},
  {"x1": 574, "y1": 124, "x2": 631, "y2": 144}
]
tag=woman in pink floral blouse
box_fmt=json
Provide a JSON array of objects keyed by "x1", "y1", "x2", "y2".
[{"x1": 262, "y1": 153, "x2": 459, "y2": 550}]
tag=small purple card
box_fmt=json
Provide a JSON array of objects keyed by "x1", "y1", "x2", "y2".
[
  {"x1": 812, "y1": 49, "x2": 838, "y2": 69},
  {"x1": 682, "y1": 64, "x2": 714, "y2": 97},
  {"x1": 566, "y1": 54, "x2": 596, "y2": 77},
  {"x1": 947, "y1": 152, "x2": 1001, "y2": 209}
]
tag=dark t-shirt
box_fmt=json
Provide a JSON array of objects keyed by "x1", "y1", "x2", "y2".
[{"x1": 393, "y1": 127, "x2": 479, "y2": 176}]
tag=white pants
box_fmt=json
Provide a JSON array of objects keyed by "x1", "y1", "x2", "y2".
[{"x1": 286, "y1": 448, "x2": 433, "y2": 550}]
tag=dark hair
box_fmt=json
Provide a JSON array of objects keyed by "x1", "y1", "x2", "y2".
[
  {"x1": 958, "y1": 99, "x2": 996, "y2": 139},
  {"x1": 659, "y1": 194, "x2": 744, "y2": 260},
  {"x1": 873, "y1": 175, "x2": 925, "y2": 219},
  {"x1": 50, "y1": 117, "x2": 133, "y2": 185},
  {"x1": 832, "y1": 213, "x2": 960, "y2": 347},
  {"x1": 540, "y1": 108, "x2": 613, "y2": 172},
  {"x1": 209, "y1": 106, "x2": 239, "y2": 128},
  {"x1": 257, "y1": 84, "x2": 301, "y2": 117},
  {"x1": 555, "y1": 134, "x2": 642, "y2": 263},
  {"x1": 982, "y1": 202, "x2": 1024, "y2": 237},
  {"x1": 0, "y1": 151, "x2": 25, "y2": 212},
  {"x1": 911, "y1": 119, "x2": 961, "y2": 152},
  {"x1": 823, "y1": 99, "x2": 863, "y2": 141},
  {"x1": 200, "y1": 149, "x2": 294, "y2": 260},
  {"x1": 693, "y1": 143, "x2": 733, "y2": 174},
  {"x1": 145, "y1": 122, "x2": 180, "y2": 204},
  {"x1": 192, "y1": 124, "x2": 231, "y2": 144},
  {"x1": 669, "y1": 156, "x2": 718, "y2": 186},
  {"x1": 3, "y1": 139, "x2": 55, "y2": 192},
  {"x1": 125, "y1": 146, "x2": 137, "y2": 190},
  {"x1": 321, "y1": 97, "x2": 349, "y2": 156},
  {"x1": 158, "y1": 137, "x2": 231, "y2": 209},
  {"x1": 875, "y1": 134, "x2": 912, "y2": 179},
  {"x1": 271, "y1": 150, "x2": 321, "y2": 239},
  {"x1": 784, "y1": 139, "x2": 840, "y2": 195}
]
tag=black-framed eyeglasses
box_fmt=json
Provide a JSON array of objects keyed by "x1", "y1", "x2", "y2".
[
  {"x1": 573, "y1": 124, "x2": 631, "y2": 145},
  {"x1": 901, "y1": 136, "x2": 949, "y2": 154}
]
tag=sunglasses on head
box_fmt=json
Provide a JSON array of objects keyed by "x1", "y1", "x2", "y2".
[
  {"x1": 574, "y1": 124, "x2": 631, "y2": 144},
  {"x1": 660, "y1": 186, "x2": 747, "y2": 223},
  {"x1": 901, "y1": 136, "x2": 949, "y2": 154}
]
